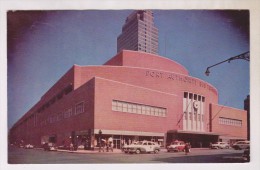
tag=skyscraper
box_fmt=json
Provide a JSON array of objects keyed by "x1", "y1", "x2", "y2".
[{"x1": 117, "y1": 10, "x2": 159, "y2": 54}]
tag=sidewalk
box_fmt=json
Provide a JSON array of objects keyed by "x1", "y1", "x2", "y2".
[
  {"x1": 57, "y1": 148, "x2": 123, "y2": 154},
  {"x1": 56, "y1": 148, "x2": 172, "y2": 154},
  {"x1": 42, "y1": 147, "x2": 207, "y2": 154}
]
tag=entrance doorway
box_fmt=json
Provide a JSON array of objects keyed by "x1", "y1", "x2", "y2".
[{"x1": 113, "y1": 139, "x2": 121, "y2": 149}]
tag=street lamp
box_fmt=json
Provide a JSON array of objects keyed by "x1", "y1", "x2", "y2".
[
  {"x1": 98, "y1": 130, "x2": 102, "y2": 152},
  {"x1": 205, "y1": 51, "x2": 250, "y2": 76}
]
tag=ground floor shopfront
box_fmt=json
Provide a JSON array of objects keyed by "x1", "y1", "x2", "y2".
[
  {"x1": 38, "y1": 128, "x2": 247, "y2": 150},
  {"x1": 39, "y1": 129, "x2": 165, "y2": 150}
]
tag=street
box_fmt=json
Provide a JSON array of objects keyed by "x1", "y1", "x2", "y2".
[{"x1": 8, "y1": 146, "x2": 248, "y2": 164}]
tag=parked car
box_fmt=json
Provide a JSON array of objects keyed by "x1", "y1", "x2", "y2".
[
  {"x1": 242, "y1": 146, "x2": 250, "y2": 161},
  {"x1": 57, "y1": 145, "x2": 70, "y2": 150},
  {"x1": 232, "y1": 141, "x2": 250, "y2": 150},
  {"x1": 24, "y1": 144, "x2": 34, "y2": 149},
  {"x1": 122, "y1": 141, "x2": 138, "y2": 152},
  {"x1": 210, "y1": 142, "x2": 230, "y2": 149},
  {"x1": 167, "y1": 140, "x2": 185, "y2": 152},
  {"x1": 43, "y1": 143, "x2": 57, "y2": 151},
  {"x1": 124, "y1": 141, "x2": 160, "y2": 154}
]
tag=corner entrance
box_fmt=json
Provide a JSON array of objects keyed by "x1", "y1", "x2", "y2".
[{"x1": 167, "y1": 130, "x2": 219, "y2": 147}]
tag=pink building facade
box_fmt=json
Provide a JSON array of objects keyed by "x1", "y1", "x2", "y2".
[{"x1": 9, "y1": 50, "x2": 247, "y2": 148}]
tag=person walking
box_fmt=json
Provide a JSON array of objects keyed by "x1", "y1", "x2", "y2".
[
  {"x1": 70, "y1": 143, "x2": 74, "y2": 151},
  {"x1": 110, "y1": 142, "x2": 114, "y2": 152},
  {"x1": 185, "y1": 142, "x2": 190, "y2": 155}
]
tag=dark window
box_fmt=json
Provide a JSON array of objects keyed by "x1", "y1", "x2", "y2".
[
  {"x1": 184, "y1": 92, "x2": 188, "y2": 98},
  {"x1": 189, "y1": 93, "x2": 193, "y2": 99},
  {"x1": 194, "y1": 94, "x2": 197, "y2": 100}
]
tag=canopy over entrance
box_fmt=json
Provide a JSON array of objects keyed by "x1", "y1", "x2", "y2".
[{"x1": 167, "y1": 130, "x2": 221, "y2": 148}]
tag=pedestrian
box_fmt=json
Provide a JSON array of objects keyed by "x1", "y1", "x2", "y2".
[
  {"x1": 185, "y1": 142, "x2": 190, "y2": 155},
  {"x1": 209, "y1": 142, "x2": 212, "y2": 149},
  {"x1": 110, "y1": 142, "x2": 114, "y2": 152},
  {"x1": 70, "y1": 143, "x2": 74, "y2": 151},
  {"x1": 99, "y1": 139, "x2": 105, "y2": 152},
  {"x1": 106, "y1": 139, "x2": 109, "y2": 152}
]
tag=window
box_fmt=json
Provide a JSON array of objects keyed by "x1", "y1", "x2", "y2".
[
  {"x1": 194, "y1": 94, "x2": 197, "y2": 100},
  {"x1": 57, "y1": 113, "x2": 63, "y2": 121},
  {"x1": 64, "y1": 108, "x2": 73, "y2": 118},
  {"x1": 141, "y1": 105, "x2": 146, "y2": 114},
  {"x1": 122, "y1": 102, "x2": 127, "y2": 112},
  {"x1": 75, "y1": 102, "x2": 84, "y2": 115},
  {"x1": 189, "y1": 93, "x2": 193, "y2": 99},
  {"x1": 112, "y1": 100, "x2": 117, "y2": 111},
  {"x1": 112, "y1": 100, "x2": 166, "y2": 117},
  {"x1": 219, "y1": 117, "x2": 242, "y2": 127},
  {"x1": 128, "y1": 103, "x2": 133, "y2": 113},
  {"x1": 132, "y1": 105, "x2": 137, "y2": 113}
]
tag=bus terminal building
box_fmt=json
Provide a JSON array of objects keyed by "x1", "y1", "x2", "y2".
[{"x1": 9, "y1": 50, "x2": 247, "y2": 149}]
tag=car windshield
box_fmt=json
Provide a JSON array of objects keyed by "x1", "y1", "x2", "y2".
[
  {"x1": 171, "y1": 142, "x2": 181, "y2": 145},
  {"x1": 135, "y1": 141, "x2": 143, "y2": 145}
]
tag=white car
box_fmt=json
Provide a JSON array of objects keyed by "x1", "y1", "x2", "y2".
[
  {"x1": 124, "y1": 141, "x2": 160, "y2": 154},
  {"x1": 25, "y1": 144, "x2": 34, "y2": 149},
  {"x1": 210, "y1": 142, "x2": 230, "y2": 149},
  {"x1": 167, "y1": 140, "x2": 186, "y2": 152},
  {"x1": 232, "y1": 141, "x2": 250, "y2": 150}
]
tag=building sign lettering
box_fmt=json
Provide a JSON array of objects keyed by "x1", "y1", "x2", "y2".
[{"x1": 145, "y1": 70, "x2": 217, "y2": 95}]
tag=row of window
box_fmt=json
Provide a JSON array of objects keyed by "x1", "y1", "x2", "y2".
[
  {"x1": 112, "y1": 100, "x2": 166, "y2": 117},
  {"x1": 40, "y1": 102, "x2": 85, "y2": 126},
  {"x1": 183, "y1": 112, "x2": 204, "y2": 121},
  {"x1": 219, "y1": 117, "x2": 242, "y2": 127},
  {"x1": 184, "y1": 92, "x2": 205, "y2": 102},
  {"x1": 37, "y1": 84, "x2": 73, "y2": 113}
]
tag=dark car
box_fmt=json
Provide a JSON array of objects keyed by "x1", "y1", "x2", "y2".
[
  {"x1": 232, "y1": 141, "x2": 250, "y2": 150},
  {"x1": 242, "y1": 146, "x2": 250, "y2": 161},
  {"x1": 43, "y1": 143, "x2": 57, "y2": 151}
]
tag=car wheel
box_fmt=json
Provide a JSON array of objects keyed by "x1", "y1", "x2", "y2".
[
  {"x1": 154, "y1": 149, "x2": 159, "y2": 154},
  {"x1": 136, "y1": 149, "x2": 141, "y2": 154}
]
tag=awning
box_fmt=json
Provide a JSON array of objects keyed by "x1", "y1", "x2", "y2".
[
  {"x1": 219, "y1": 135, "x2": 247, "y2": 140},
  {"x1": 167, "y1": 130, "x2": 221, "y2": 136}
]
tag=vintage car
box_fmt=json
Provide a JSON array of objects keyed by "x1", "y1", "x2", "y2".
[
  {"x1": 124, "y1": 141, "x2": 160, "y2": 154},
  {"x1": 242, "y1": 146, "x2": 250, "y2": 161},
  {"x1": 24, "y1": 144, "x2": 34, "y2": 149},
  {"x1": 43, "y1": 143, "x2": 57, "y2": 151},
  {"x1": 167, "y1": 140, "x2": 185, "y2": 152},
  {"x1": 210, "y1": 142, "x2": 230, "y2": 149},
  {"x1": 232, "y1": 141, "x2": 250, "y2": 150}
]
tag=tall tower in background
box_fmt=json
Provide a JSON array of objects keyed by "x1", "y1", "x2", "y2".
[
  {"x1": 244, "y1": 95, "x2": 250, "y2": 140},
  {"x1": 117, "y1": 10, "x2": 159, "y2": 55}
]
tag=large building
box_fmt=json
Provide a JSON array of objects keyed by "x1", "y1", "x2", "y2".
[
  {"x1": 117, "y1": 10, "x2": 159, "y2": 55},
  {"x1": 9, "y1": 50, "x2": 247, "y2": 149}
]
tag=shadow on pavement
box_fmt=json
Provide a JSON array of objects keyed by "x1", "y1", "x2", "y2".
[{"x1": 152, "y1": 153, "x2": 249, "y2": 163}]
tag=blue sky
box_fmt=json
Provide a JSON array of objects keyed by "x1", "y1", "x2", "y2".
[{"x1": 8, "y1": 10, "x2": 249, "y2": 129}]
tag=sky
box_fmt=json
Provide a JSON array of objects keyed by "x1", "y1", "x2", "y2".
[{"x1": 7, "y1": 10, "x2": 249, "y2": 129}]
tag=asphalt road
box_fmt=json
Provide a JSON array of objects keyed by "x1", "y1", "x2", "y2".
[{"x1": 8, "y1": 147, "x2": 248, "y2": 164}]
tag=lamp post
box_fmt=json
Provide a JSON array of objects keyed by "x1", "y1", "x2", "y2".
[
  {"x1": 98, "y1": 130, "x2": 102, "y2": 152},
  {"x1": 205, "y1": 51, "x2": 250, "y2": 76}
]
